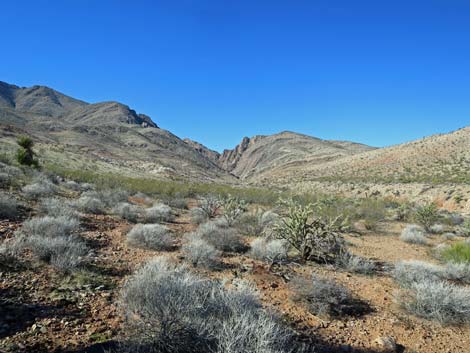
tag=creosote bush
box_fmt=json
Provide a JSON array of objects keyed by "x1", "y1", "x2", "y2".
[
  {"x1": 414, "y1": 203, "x2": 440, "y2": 232},
  {"x1": 182, "y1": 235, "x2": 221, "y2": 269},
  {"x1": 144, "y1": 203, "x2": 174, "y2": 223},
  {"x1": 292, "y1": 275, "x2": 369, "y2": 318},
  {"x1": 127, "y1": 224, "x2": 174, "y2": 251},
  {"x1": 400, "y1": 224, "x2": 427, "y2": 245},
  {"x1": 119, "y1": 257, "x2": 297, "y2": 353}
]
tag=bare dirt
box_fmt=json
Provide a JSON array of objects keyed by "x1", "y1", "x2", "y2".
[{"x1": 1, "y1": 206, "x2": 469, "y2": 353}]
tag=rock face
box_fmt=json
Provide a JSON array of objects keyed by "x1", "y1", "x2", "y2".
[
  {"x1": 183, "y1": 138, "x2": 220, "y2": 164},
  {"x1": 217, "y1": 131, "x2": 374, "y2": 180}
]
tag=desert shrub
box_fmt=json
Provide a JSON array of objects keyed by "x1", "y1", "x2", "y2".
[
  {"x1": 23, "y1": 179, "x2": 57, "y2": 199},
  {"x1": 21, "y1": 216, "x2": 80, "y2": 238},
  {"x1": 144, "y1": 203, "x2": 174, "y2": 223},
  {"x1": 113, "y1": 202, "x2": 143, "y2": 223},
  {"x1": 98, "y1": 189, "x2": 129, "y2": 208},
  {"x1": 199, "y1": 194, "x2": 221, "y2": 219},
  {"x1": 39, "y1": 197, "x2": 78, "y2": 219},
  {"x1": 165, "y1": 197, "x2": 188, "y2": 210},
  {"x1": 273, "y1": 199, "x2": 347, "y2": 263},
  {"x1": 400, "y1": 224, "x2": 427, "y2": 244},
  {"x1": 459, "y1": 219, "x2": 470, "y2": 237},
  {"x1": 392, "y1": 260, "x2": 445, "y2": 288},
  {"x1": 394, "y1": 259, "x2": 470, "y2": 286},
  {"x1": 16, "y1": 135, "x2": 39, "y2": 168},
  {"x1": 221, "y1": 195, "x2": 247, "y2": 226},
  {"x1": 0, "y1": 240, "x2": 22, "y2": 267},
  {"x1": 194, "y1": 221, "x2": 247, "y2": 253},
  {"x1": 292, "y1": 275, "x2": 368, "y2": 318},
  {"x1": 190, "y1": 207, "x2": 208, "y2": 225},
  {"x1": 355, "y1": 198, "x2": 387, "y2": 230},
  {"x1": 393, "y1": 202, "x2": 413, "y2": 221},
  {"x1": 119, "y1": 257, "x2": 295, "y2": 353},
  {"x1": 446, "y1": 213, "x2": 464, "y2": 226},
  {"x1": 0, "y1": 193, "x2": 19, "y2": 220},
  {"x1": 127, "y1": 224, "x2": 174, "y2": 251},
  {"x1": 441, "y1": 242, "x2": 470, "y2": 264},
  {"x1": 24, "y1": 234, "x2": 88, "y2": 272},
  {"x1": 75, "y1": 195, "x2": 105, "y2": 214},
  {"x1": 0, "y1": 163, "x2": 22, "y2": 188},
  {"x1": 414, "y1": 203, "x2": 440, "y2": 231},
  {"x1": 182, "y1": 235, "x2": 221, "y2": 269},
  {"x1": 335, "y1": 251, "x2": 376, "y2": 275},
  {"x1": 63, "y1": 180, "x2": 92, "y2": 192},
  {"x1": 249, "y1": 238, "x2": 288, "y2": 264},
  {"x1": 429, "y1": 224, "x2": 446, "y2": 234},
  {"x1": 442, "y1": 232, "x2": 457, "y2": 240},
  {"x1": 236, "y1": 209, "x2": 279, "y2": 237},
  {"x1": 396, "y1": 279, "x2": 470, "y2": 325}
]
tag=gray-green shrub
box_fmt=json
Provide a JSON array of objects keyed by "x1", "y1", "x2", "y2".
[
  {"x1": 400, "y1": 224, "x2": 427, "y2": 244},
  {"x1": 127, "y1": 224, "x2": 174, "y2": 251}
]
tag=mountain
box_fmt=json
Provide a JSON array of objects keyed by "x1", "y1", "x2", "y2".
[
  {"x1": 218, "y1": 131, "x2": 375, "y2": 180},
  {"x1": 0, "y1": 81, "x2": 233, "y2": 182},
  {"x1": 268, "y1": 127, "x2": 470, "y2": 186}
]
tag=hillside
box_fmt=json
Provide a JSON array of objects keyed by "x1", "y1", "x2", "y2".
[
  {"x1": 268, "y1": 127, "x2": 470, "y2": 186},
  {"x1": 218, "y1": 131, "x2": 375, "y2": 180},
  {"x1": 0, "y1": 81, "x2": 234, "y2": 182}
]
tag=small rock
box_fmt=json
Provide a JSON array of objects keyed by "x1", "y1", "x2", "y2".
[{"x1": 374, "y1": 336, "x2": 397, "y2": 352}]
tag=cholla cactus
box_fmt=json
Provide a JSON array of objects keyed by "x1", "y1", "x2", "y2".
[
  {"x1": 273, "y1": 199, "x2": 346, "y2": 263},
  {"x1": 199, "y1": 194, "x2": 222, "y2": 219},
  {"x1": 221, "y1": 195, "x2": 248, "y2": 226}
]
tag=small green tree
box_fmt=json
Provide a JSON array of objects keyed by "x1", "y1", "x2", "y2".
[
  {"x1": 414, "y1": 203, "x2": 439, "y2": 231},
  {"x1": 16, "y1": 136, "x2": 39, "y2": 168}
]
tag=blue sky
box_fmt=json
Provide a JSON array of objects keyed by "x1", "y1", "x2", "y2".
[{"x1": 1, "y1": 1, "x2": 469, "y2": 151}]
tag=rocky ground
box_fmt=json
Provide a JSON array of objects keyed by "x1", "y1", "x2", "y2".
[{"x1": 1, "y1": 195, "x2": 469, "y2": 353}]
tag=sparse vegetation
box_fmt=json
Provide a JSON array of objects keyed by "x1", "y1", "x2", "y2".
[
  {"x1": 292, "y1": 275, "x2": 368, "y2": 318},
  {"x1": 112, "y1": 202, "x2": 142, "y2": 223},
  {"x1": 273, "y1": 199, "x2": 347, "y2": 263},
  {"x1": 21, "y1": 216, "x2": 80, "y2": 238},
  {"x1": 75, "y1": 195, "x2": 105, "y2": 214},
  {"x1": 16, "y1": 135, "x2": 39, "y2": 168},
  {"x1": 119, "y1": 256, "x2": 295, "y2": 353},
  {"x1": 192, "y1": 221, "x2": 247, "y2": 253},
  {"x1": 23, "y1": 178, "x2": 57, "y2": 199},
  {"x1": 199, "y1": 194, "x2": 222, "y2": 219},
  {"x1": 221, "y1": 195, "x2": 247, "y2": 226},
  {"x1": 249, "y1": 238, "x2": 288, "y2": 265},
  {"x1": 335, "y1": 251, "x2": 376, "y2": 275},
  {"x1": 182, "y1": 235, "x2": 221, "y2": 269},
  {"x1": 396, "y1": 279, "x2": 470, "y2": 325},
  {"x1": 143, "y1": 203, "x2": 174, "y2": 223},
  {"x1": 24, "y1": 234, "x2": 89, "y2": 272},
  {"x1": 127, "y1": 224, "x2": 174, "y2": 251},
  {"x1": 0, "y1": 193, "x2": 20, "y2": 219},
  {"x1": 441, "y1": 242, "x2": 470, "y2": 264},
  {"x1": 400, "y1": 224, "x2": 427, "y2": 244},
  {"x1": 414, "y1": 203, "x2": 440, "y2": 231},
  {"x1": 39, "y1": 197, "x2": 78, "y2": 218}
]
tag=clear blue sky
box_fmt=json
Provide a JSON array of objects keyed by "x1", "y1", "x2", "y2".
[{"x1": 1, "y1": 1, "x2": 469, "y2": 151}]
